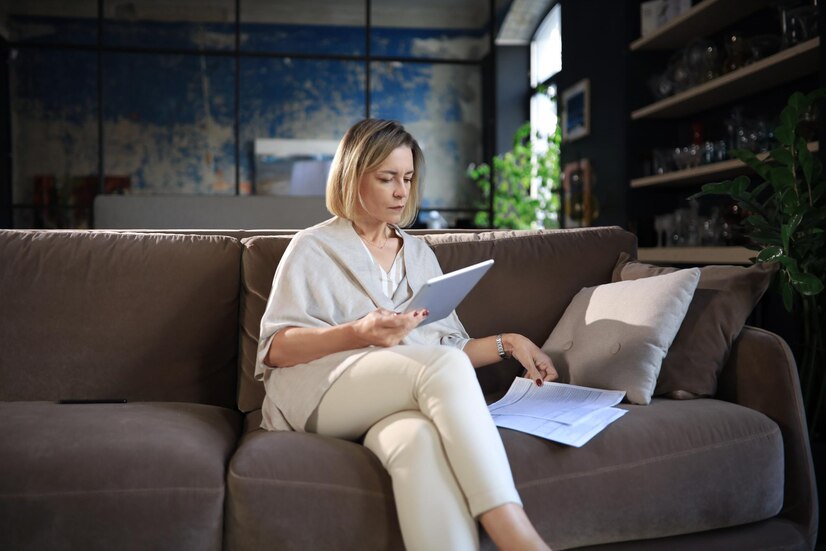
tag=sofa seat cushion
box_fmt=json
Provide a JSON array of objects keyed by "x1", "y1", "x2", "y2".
[
  {"x1": 230, "y1": 398, "x2": 782, "y2": 551},
  {"x1": 225, "y1": 430, "x2": 404, "y2": 551},
  {"x1": 0, "y1": 401, "x2": 242, "y2": 551},
  {"x1": 506, "y1": 397, "x2": 784, "y2": 549}
]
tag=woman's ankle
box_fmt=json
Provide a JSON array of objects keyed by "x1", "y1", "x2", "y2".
[{"x1": 479, "y1": 503, "x2": 550, "y2": 551}]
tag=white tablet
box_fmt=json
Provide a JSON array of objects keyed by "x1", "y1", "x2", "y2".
[{"x1": 404, "y1": 259, "x2": 494, "y2": 326}]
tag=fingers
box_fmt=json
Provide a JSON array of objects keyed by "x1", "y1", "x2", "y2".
[
  {"x1": 368, "y1": 308, "x2": 429, "y2": 347},
  {"x1": 382, "y1": 309, "x2": 428, "y2": 327},
  {"x1": 535, "y1": 358, "x2": 558, "y2": 382},
  {"x1": 409, "y1": 308, "x2": 430, "y2": 325},
  {"x1": 535, "y1": 355, "x2": 559, "y2": 382},
  {"x1": 529, "y1": 366, "x2": 546, "y2": 386},
  {"x1": 522, "y1": 354, "x2": 558, "y2": 386}
]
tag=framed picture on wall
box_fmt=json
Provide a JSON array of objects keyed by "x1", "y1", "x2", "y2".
[
  {"x1": 562, "y1": 159, "x2": 596, "y2": 227},
  {"x1": 561, "y1": 79, "x2": 590, "y2": 142}
]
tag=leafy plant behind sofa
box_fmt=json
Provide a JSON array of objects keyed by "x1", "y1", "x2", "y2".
[
  {"x1": 691, "y1": 88, "x2": 826, "y2": 438},
  {"x1": 468, "y1": 119, "x2": 562, "y2": 230}
]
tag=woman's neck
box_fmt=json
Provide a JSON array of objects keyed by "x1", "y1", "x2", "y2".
[{"x1": 352, "y1": 220, "x2": 391, "y2": 243}]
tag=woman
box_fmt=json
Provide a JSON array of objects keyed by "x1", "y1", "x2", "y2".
[{"x1": 256, "y1": 119, "x2": 557, "y2": 551}]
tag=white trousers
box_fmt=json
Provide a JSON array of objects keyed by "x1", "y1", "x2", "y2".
[{"x1": 307, "y1": 345, "x2": 522, "y2": 551}]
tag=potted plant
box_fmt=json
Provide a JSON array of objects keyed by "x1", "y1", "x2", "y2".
[
  {"x1": 468, "y1": 121, "x2": 562, "y2": 230},
  {"x1": 691, "y1": 88, "x2": 826, "y2": 437}
]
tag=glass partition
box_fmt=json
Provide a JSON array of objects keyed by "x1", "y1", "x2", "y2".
[
  {"x1": 103, "y1": 0, "x2": 236, "y2": 51},
  {"x1": 241, "y1": 0, "x2": 365, "y2": 56},
  {"x1": 3, "y1": 0, "x2": 98, "y2": 45},
  {"x1": 370, "y1": 61, "x2": 483, "y2": 212},
  {"x1": 10, "y1": 49, "x2": 98, "y2": 228},
  {"x1": 371, "y1": 0, "x2": 489, "y2": 60},
  {"x1": 5, "y1": 0, "x2": 494, "y2": 229},
  {"x1": 240, "y1": 58, "x2": 365, "y2": 195},
  {"x1": 102, "y1": 52, "x2": 236, "y2": 194}
]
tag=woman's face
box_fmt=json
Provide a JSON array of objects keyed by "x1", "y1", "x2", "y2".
[{"x1": 356, "y1": 146, "x2": 414, "y2": 226}]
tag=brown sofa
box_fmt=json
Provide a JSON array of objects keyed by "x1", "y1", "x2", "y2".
[{"x1": 0, "y1": 226, "x2": 817, "y2": 550}]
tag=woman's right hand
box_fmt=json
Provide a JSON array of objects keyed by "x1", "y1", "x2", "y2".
[
  {"x1": 352, "y1": 308, "x2": 429, "y2": 347},
  {"x1": 267, "y1": 308, "x2": 429, "y2": 367}
]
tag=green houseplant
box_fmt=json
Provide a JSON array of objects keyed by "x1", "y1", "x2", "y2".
[
  {"x1": 691, "y1": 88, "x2": 826, "y2": 437},
  {"x1": 468, "y1": 121, "x2": 561, "y2": 229}
]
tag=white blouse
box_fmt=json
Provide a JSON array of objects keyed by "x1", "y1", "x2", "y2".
[{"x1": 359, "y1": 237, "x2": 406, "y2": 299}]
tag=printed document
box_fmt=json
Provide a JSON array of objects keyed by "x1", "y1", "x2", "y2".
[{"x1": 488, "y1": 378, "x2": 627, "y2": 447}]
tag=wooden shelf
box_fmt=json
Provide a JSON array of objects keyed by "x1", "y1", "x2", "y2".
[
  {"x1": 630, "y1": 0, "x2": 771, "y2": 51},
  {"x1": 631, "y1": 38, "x2": 820, "y2": 120},
  {"x1": 638, "y1": 246, "x2": 754, "y2": 265},
  {"x1": 630, "y1": 141, "x2": 819, "y2": 188}
]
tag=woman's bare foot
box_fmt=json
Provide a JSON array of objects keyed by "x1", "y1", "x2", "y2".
[{"x1": 479, "y1": 503, "x2": 551, "y2": 551}]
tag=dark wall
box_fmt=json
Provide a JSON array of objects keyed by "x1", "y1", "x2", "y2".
[
  {"x1": 559, "y1": 0, "x2": 637, "y2": 228},
  {"x1": 495, "y1": 45, "x2": 530, "y2": 155},
  {"x1": 1, "y1": 37, "x2": 10, "y2": 229}
]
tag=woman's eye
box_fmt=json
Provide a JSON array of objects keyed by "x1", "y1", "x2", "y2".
[{"x1": 404, "y1": 179, "x2": 412, "y2": 185}]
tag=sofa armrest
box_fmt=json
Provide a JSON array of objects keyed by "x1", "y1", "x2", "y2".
[{"x1": 716, "y1": 325, "x2": 818, "y2": 547}]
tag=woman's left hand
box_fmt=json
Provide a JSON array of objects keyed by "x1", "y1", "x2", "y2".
[{"x1": 506, "y1": 334, "x2": 558, "y2": 386}]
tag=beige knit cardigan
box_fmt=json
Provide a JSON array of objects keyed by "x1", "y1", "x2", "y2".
[{"x1": 255, "y1": 216, "x2": 470, "y2": 431}]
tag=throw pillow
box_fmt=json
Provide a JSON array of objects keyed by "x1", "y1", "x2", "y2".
[
  {"x1": 612, "y1": 252, "x2": 777, "y2": 398},
  {"x1": 541, "y1": 268, "x2": 700, "y2": 405}
]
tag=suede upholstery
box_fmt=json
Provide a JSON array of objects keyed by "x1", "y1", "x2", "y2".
[
  {"x1": 0, "y1": 401, "x2": 241, "y2": 551},
  {"x1": 542, "y1": 269, "x2": 701, "y2": 404},
  {"x1": 0, "y1": 227, "x2": 817, "y2": 550},
  {"x1": 0, "y1": 230, "x2": 241, "y2": 408},
  {"x1": 612, "y1": 252, "x2": 777, "y2": 398}
]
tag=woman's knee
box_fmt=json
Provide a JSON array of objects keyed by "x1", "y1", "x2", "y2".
[
  {"x1": 364, "y1": 411, "x2": 442, "y2": 467},
  {"x1": 419, "y1": 346, "x2": 475, "y2": 383}
]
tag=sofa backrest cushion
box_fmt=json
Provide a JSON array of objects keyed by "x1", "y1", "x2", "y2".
[
  {"x1": 238, "y1": 226, "x2": 636, "y2": 411},
  {"x1": 0, "y1": 231, "x2": 241, "y2": 407},
  {"x1": 422, "y1": 227, "x2": 638, "y2": 395},
  {"x1": 238, "y1": 236, "x2": 294, "y2": 412}
]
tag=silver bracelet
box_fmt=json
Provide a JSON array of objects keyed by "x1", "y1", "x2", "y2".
[{"x1": 496, "y1": 334, "x2": 508, "y2": 359}]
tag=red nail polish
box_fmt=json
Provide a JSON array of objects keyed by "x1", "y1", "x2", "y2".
[
  {"x1": 536, "y1": 379, "x2": 543, "y2": 386},
  {"x1": 413, "y1": 312, "x2": 419, "y2": 317}
]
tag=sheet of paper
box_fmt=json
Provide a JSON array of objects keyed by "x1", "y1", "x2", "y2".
[
  {"x1": 492, "y1": 407, "x2": 627, "y2": 448},
  {"x1": 488, "y1": 378, "x2": 625, "y2": 425},
  {"x1": 488, "y1": 378, "x2": 628, "y2": 447}
]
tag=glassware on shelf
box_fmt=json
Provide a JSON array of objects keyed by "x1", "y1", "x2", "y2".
[
  {"x1": 684, "y1": 38, "x2": 720, "y2": 85},
  {"x1": 780, "y1": 3, "x2": 819, "y2": 49},
  {"x1": 747, "y1": 34, "x2": 781, "y2": 62},
  {"x1": 701, "y1": 140, "x2": 728, "y2": 164},
  {"x1": 652, "y1": 148, "x2": 674, "y2": 174},
  {"x1": 686, "y1": 199, "x2": 701, "y2": 247},
  {"x1": 648, "y1": 72, "x2": 674, "y2": 100},
  {"x1": 672, "y1": 144, "x2": 701, "y2": 171},
  {"x1": 653, "y1": 204, "x2": 729, "y2": 248},
  {"x1": 701, "y1": 207, "x2": 723, "y2": 246},
  {"x1": 667, "y1": 48, "x2": 692, "y2": 94},
  {"x1": 721, "y1": 202, "x2": 750, "y2": 246},
  {"x1": 723, "y1": 106, "x2": 774, "y2": 155},
  {"x1": 654, "y1": 213, "x2": 677, "y2": 248},
  {"x1": 649, "y1": 140, "x2": 728, "y2": 176},
  {"x1": 722, "y1": 31, "x2": 751, "y2": 73},
  {"x1": 654, "y1": 215, "x2": 667, "y2": 247},
  {"x1": 725, "y1": 106, "x2": 745, "y2": 152}
]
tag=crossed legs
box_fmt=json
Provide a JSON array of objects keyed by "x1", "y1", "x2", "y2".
[{"x1": 306, "y1": 345, "x2": 547, "y2": 550}]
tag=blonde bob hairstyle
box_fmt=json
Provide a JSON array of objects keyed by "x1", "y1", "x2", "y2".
[{"x1": 326, "y1": 119, "x2": 423, "y2": 227}]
